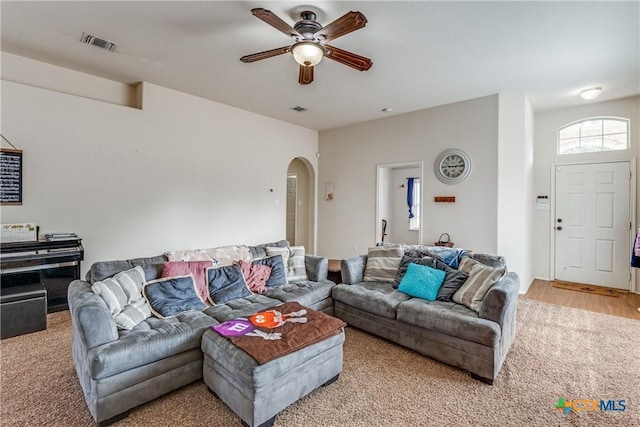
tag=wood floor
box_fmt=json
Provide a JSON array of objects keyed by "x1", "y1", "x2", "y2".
[{"x1": 523, "y1": 279, "x2": 640, "y2": 320}]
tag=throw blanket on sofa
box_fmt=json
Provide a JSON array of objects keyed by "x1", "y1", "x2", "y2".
[
  {"x1": 223, "y1": 302, "x2": 346, "y2": 364},
  {"x1": 425, "y1": 247, "x2": 468, "y2": 268}
]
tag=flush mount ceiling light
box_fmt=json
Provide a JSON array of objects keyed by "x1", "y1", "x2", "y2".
[{"x1": 580, "y1": 86, "x2": 602, "y2": 100}]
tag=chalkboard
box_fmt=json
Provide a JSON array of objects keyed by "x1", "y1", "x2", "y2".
[{"x1": 1, "y1": 148, "x2": 23, "y2": 205}]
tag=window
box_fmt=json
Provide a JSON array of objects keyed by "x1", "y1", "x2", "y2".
[
  {"x1": 558, "y1": 117, "x2": 629, "y2": 155},
  {"x1": 409, "y1": 179, "x2": 420, "y2": 230}
]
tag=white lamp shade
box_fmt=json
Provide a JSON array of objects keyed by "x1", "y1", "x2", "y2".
[
  {"x1": 580, "y1": 86, "x2": 602, "y2": 100},
  {"x1": 292, "y1": 42, "x2": 325, "y2": 66}
]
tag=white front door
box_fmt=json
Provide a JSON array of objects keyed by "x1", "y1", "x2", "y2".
[{"x1": 554, "y1": 161, "x2": 631, "y2": 289}]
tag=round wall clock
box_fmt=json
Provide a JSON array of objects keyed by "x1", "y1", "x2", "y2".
[{"x1": 434, "y1": 149, "x2": 472, "y2": 184}]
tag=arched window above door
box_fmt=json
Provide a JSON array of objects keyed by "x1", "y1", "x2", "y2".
[{"x1": 557, "y1": 117, "x2": 629, "y2": 155}]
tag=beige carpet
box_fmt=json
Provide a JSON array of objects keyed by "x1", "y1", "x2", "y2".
[{"x1": 2, "y1": 298, "x2": 639, "y2": 427}]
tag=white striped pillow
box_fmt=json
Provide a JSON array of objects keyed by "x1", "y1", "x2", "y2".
[
  {"x1": 266, "y1": 246, "x2": 308, "y2": 282},
  {"x1": 363, "y1": 244, "x2": 403, "y2": 283},
  {"x1": 92, "y1": 266, "x2": 151, "y2": 330},
  {"x1": 452, "y1": 257, "x2": 506, "y2": 312}
]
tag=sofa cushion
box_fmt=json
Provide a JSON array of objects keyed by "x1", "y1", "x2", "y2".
[
  {"x1": 248, "y1": 239, "x2": 289, "y2": 260},
  {"x1": 453, "y1": 257, "x2": 506, "y2": 312},
  {"x1": 266, "y1": 246, "x2": 308, "y2": 282},
  {"x1": 393, "y1": 255, "x2": 436, "y2": 288},
  {"x1": 252, "y1": 255, "x2": 287, "y2": 288},
  {"x1": 363, "y1": 244, "x2": 403, "y2": 283},
  {"x1": 91, "y1": 266, "x2": 151, "y2": 330},
  {"x1": 143, "y1": 275, "x2": 207, "y2": 318},
  {"x1": 396, "y1": 298, "x2": 501, "y2": 347},
  {"x1": 397, "y1": 263, "x2": 445, "y2": 301},
  {"x1": 466, "y1": 253, "x2": 506, "y2": 269},
  {"x1": 88, "y1": 255, "x2": 167, "y2": 283},
  {"x1": 263, "y1": 280, "x2": 335, "y2": 307},
  {"x1": 203, "y1": 294, "x2": 282, "y2": 322},
  {"x1": 87, "y1": 309, "x2": 215, "y2": 380},
  {"x1": 434, "y1": 260, "x2": 469, "y2": 302},
  {"x1": 206, "y1": 264, "x2": 253, "y2": 304},
  {"x1": 161, "y1": 260, "x2": 214, "y2": 304},
  {"x1": 332, "y1": 282, "x2": 411, "y2": 319}
]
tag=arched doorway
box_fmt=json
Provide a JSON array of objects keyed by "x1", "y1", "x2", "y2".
[{"x1": 286, "y1": 158, "x2": 314, "y2": 252}]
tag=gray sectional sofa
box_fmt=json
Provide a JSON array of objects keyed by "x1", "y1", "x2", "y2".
[
  {"x1": 68, "y1": 240, "x2": 519, "y2": 425},
  {"x1": 333, "y1": 250, "x2": 520, "y2": 384},
  {"x1": 68, "y1": 240, "x2": 334, "y2": 426}
]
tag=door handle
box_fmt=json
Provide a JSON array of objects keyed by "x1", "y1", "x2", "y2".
[
  {"x1": 557, "y1": 218, "x2": 563, "y2": 223},
  {"x1": 556, "y1": 226, "x2": 563, "y2": 231}
]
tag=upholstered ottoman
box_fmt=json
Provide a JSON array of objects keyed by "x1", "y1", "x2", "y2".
[{"x1": 202, "y1": 302, "x2": 345, "y2": 427}]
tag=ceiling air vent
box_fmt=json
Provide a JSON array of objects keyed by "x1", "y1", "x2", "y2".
[
  {"x1": 81, "y1": 33, "x2": 117, "y2": 52},
  {"x1": 290, "y1": 106, "x2": 308, "y2": 113}
]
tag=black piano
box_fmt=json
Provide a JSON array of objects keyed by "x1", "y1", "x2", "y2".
[{"x1": 1, "y1": 238, "x2": 83, "y2": 338}]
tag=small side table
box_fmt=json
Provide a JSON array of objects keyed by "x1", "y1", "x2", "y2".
[{"x1": 328, "y1": 259, "x2": 341, "y2": 284}]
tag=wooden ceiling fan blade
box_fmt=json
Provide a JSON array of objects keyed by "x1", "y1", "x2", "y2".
[
  {"x1": 299, "y1": 65, "x2": 314, "y2": 85},
  {"x1": 251, "y1": 8, "x2": 301, "y2": 39},
  {"x1": 325, "y1": 45, "x2": 373, "y2": 71},
  {"x1": 314, "y1": 11, "x2": 367, "y2": 43},
  {"x1": 240, "y1": 46, "x2": 291, "y2": 63}
]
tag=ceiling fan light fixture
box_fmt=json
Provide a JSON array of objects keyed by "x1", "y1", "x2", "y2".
[
  {"x1": 580, "y1": 86, "x2": 602, "y2": 100},
  {"x1": 291, "y1": 42, "x2": 325, "y2": 66}
]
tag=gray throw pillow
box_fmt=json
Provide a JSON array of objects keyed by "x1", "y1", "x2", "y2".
[
  {"x1": 434, "y1": 259, "x2": 469, "y2": 302},
  {"x1": 206, "y1": 264, "x2": 252, "y2": 304},
  {"x1": 143, "y1": 274, "x2": 207, "y2": 318},
  {"x1": 252, "y1": 255, "x2": 287, "y2": 288},
  {"x1": 393, "y1": 255, "x2": 436, "y2": 288}
]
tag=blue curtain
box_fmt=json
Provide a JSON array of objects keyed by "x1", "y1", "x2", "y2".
[{"x1": 407, "y1": 178, "x2": 415, "y2": 219}]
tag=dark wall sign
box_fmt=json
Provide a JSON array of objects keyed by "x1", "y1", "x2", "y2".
[{"x1": 1, "y1": 148, "x2": 23, "y2": 205}]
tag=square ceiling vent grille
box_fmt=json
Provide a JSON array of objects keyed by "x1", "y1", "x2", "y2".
[{"x1": 81, "y1": 33, "x2": 117, "y2": 52}]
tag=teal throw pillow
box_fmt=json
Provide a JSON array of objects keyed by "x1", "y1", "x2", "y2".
[{"x1": 398, "y1": 262, "x2": 446, "y2": 301}]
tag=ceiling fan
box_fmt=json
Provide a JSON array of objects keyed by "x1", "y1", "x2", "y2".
[{"x1": 240, "y1": 8, "x2": 373, "y2": 85}]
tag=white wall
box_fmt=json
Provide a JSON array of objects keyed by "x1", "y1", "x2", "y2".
[
  {"x1": 0, "y1": 54, "x2": 319, "y2": 276},
  {"x1": 317, "y1": 95, "x2": 499, "y2": 259},
  {"x1": 497, "y1": 93, "x2": 535, "y2": 292},
  {"x1": 533, "y1": 96, "x2": 640, "y2": 288}
]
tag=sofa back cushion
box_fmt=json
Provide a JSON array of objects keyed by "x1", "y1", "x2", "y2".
[
  {"x1": 87, "y1": 255, "x2": 167, "y2": 283},
  {"x1": 363, "y1": 244, "x2": 403, "y2": 283},
  {"x1": 453, "y1": 257, "x2": 506, "y2": 312},
  {"x1": 248, "y1": 239, "x2": 289, "y2": 260}
]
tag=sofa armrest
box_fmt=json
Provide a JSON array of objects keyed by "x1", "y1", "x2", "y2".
[
  {"x1": 340, "y1": 255, "x2": 368, "y2": 284},
  {"x1": 68, "y1": 280, "x2": 118, "y2": 350},
  {"x1": 479, "y1": 272, "x2": 520, "y2": 327},
  {"x1": 305, "y1": 254, "x2": 328, "y2": 282}
]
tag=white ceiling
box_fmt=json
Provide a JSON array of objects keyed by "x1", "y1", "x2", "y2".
[{"x1": 1, "y1": 1, "x2": 638, "y2": 131}]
